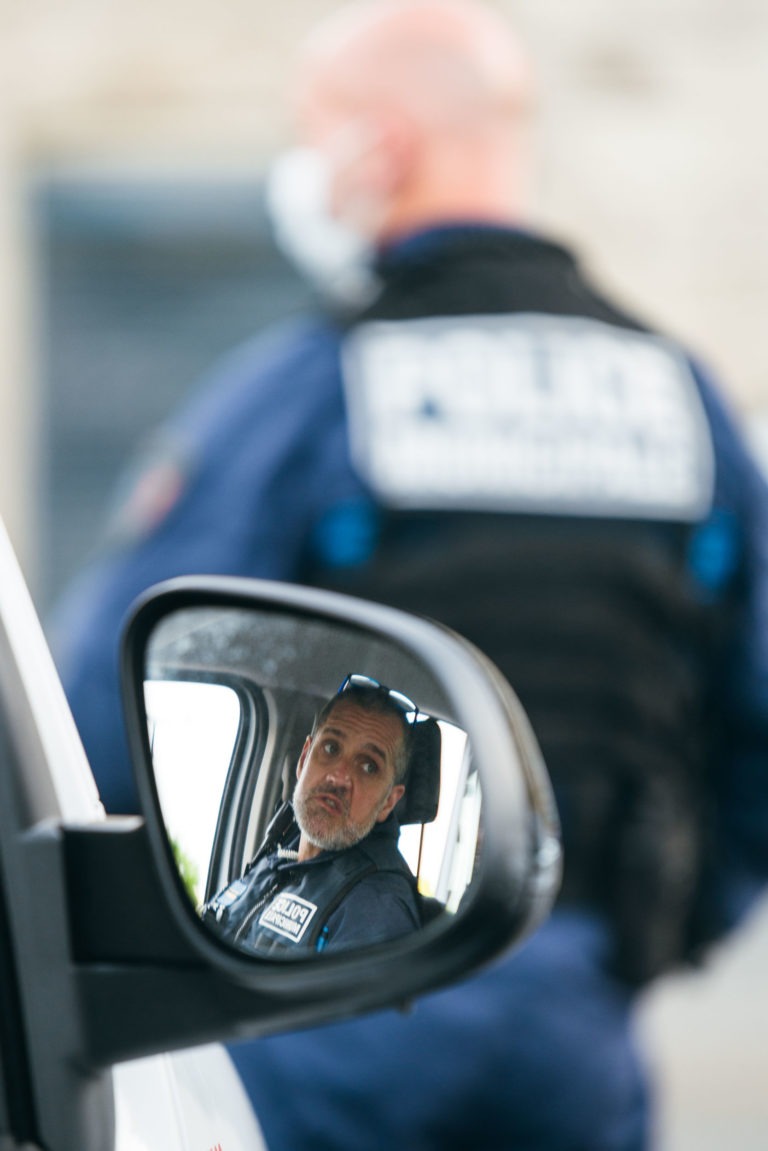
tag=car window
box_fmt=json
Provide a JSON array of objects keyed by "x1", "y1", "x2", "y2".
[
  {"x1": 398, "y1": 721, "x2": 480, "y2": 911},
  {"x1": 145, "y1": 680, "x2": 242, "y2": 907}
]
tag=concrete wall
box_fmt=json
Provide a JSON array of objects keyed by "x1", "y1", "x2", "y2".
[{"x1": 2, "y1": 0, "x2": 767, "y2": 572}]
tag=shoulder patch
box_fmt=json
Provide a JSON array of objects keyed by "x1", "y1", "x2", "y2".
[
  {"x1": 341, "y1": 314, "x2": 715, "y2": 522},
  {"x1": 205, "y1": 877, "x2": 249, "y2": 921},
  {"x1": 104, "y1": 434, "x2": 193, "y2": 549}
]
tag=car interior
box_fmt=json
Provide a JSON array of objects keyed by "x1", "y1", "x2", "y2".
[{"x1": 142, "y1": 603, "x2": 484, "y2": 951}]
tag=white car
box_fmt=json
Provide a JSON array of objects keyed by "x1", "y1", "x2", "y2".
[{"x1": 0, "y1": 517, "x2": 560, "y2": 1150}]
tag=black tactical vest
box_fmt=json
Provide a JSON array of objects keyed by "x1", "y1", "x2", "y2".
[
  {"x1": 203, "y1": 816, "x2": 419, "y2": 957},
  {"x1": 306, "y1": 229, "x2": 737, "y2": 984}
]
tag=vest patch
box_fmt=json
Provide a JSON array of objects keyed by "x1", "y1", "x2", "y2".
[
  {"x1": 259, "y1": 893, "x2": 318, "y2": 943},
  {"x1": 342, "y1": 314, "x2": 714, "y2": 521},
  {"x1": 209, "y1": 877, "x2": 248, "y2": 919}
]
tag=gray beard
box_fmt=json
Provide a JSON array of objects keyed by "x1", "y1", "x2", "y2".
[{"x1": 293, "y1": 788, "x2": 385, "y2": 853}]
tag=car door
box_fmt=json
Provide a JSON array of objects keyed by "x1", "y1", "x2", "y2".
[
  {"x1": 113, "y1": 1047, "x2": 267, "y2": 1150},
  {"x1": 0, "y1": 518, "x2": 561, "y2": 1150}
]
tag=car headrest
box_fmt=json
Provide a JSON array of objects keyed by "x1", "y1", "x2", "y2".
[{"x1": 395, "y1": 717, "x2": 441, "y2": 825}]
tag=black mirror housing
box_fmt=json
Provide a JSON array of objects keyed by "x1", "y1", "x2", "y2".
[{"x1": 85, "y1": 576, "x2": 563, "y2": 1063}]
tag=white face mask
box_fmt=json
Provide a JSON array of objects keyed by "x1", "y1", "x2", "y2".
[{"x1": 264, "y1": 148, "x2": 379, "y2": 307}]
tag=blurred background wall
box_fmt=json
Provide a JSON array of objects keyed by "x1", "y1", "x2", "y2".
[
  {"x1": 2, "y1": 0, "x2": 767, "y2": 597},
  {"x1": 1, "y1": 2, "x2": 767, "y2": 1146}
]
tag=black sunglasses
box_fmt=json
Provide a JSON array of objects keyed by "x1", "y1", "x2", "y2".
[{"x1": 337, "y1": 673, "x2": 419, "y2": 725}]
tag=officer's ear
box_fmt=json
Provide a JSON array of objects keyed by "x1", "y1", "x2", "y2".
[
  {"x1": 376, "y1": 782, "x2": 405, "y2": 823},
  {"x1": 367, "y1": 110, "x2": 419, "y2": 198},
  {"x1": 296, "y1": 736, "x2": 312, "y2": 779}
]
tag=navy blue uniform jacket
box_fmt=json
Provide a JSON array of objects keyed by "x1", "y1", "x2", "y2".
[{"x1": 52, "y1": 225, "x2": 768, "y2": 1151}]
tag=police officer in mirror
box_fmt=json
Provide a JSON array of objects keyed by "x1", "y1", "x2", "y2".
[{"x1": 203, "y1": 676, "x2": 422, "y2": 955}]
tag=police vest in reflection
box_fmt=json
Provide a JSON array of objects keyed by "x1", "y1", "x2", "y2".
[{"x1": 202, "y1": 814, "x2": 421, "y2": 956}]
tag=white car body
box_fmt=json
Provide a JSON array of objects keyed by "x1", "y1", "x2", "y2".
[
  {"x1": 114, "y1": 1048, "x2": 266, "y2": 1150},
  {"x1": 0, "y1": 520, "x2": 267, "y2": 1150}
]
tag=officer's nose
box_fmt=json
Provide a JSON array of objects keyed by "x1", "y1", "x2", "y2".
[{"x1": 325, "y1": 758, "x2": 353, "y2": 790}]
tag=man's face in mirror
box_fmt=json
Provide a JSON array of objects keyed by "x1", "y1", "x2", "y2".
[{"x1": 293, "y1": 698, "x2": 407, "y2": 858}]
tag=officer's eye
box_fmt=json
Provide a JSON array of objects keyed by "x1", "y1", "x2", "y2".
[
  {"x1": 360, "y1": 759, "x2": 381, "y2": 777},
  {"x1": 320, "y1": 739, "x2": 340, "y2": 757}
]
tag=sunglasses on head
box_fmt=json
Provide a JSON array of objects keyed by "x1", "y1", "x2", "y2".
[{"x1": 337, "y1": 673, "x2": 419, "y2": 725}]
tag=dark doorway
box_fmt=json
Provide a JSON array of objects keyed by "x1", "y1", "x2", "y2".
[{"x1": 35, "y1": 171, "x2": 312, "y2": 609}]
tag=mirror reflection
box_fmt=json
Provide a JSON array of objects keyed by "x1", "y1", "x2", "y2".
[{"x1": 143, "y1": 606, "x2": 483, "y2": 960}]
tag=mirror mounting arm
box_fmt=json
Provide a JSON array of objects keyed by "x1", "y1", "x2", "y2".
[
  {"x1": 62, "y1": 818, "x2": 294, "y2": 1070},
  {"x1": 64, "y1": 818, "x2": 198, "y2": 966}
]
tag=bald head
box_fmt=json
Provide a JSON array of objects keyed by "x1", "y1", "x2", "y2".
[
  {"x1": 294, "y1": 0, "x2": 534, "y2": 243},
  {"x1": 300, "y1": 1, "x2": 531, "y2": 129}
]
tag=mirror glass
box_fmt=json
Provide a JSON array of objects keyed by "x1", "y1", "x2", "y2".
[{"x1": 143, "y1": 605, "x2": 486, "y2": 960}]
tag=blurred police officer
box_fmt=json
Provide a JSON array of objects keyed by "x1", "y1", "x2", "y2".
[{"x1": 53, "y1": 2, "x2": 768, "y2": 1148}]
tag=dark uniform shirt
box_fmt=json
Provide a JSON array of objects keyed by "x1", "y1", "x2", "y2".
[{"x1": 203, "y1": 817, "x2": 421, "y2": 956}]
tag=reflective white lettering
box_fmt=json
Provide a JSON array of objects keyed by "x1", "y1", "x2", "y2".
[
  {"x1": 343, "y1": 315, "x2": 714, "y2": 521},
  {"x1": 259, "y1": 894, "x2": 318, "y2": 942}
]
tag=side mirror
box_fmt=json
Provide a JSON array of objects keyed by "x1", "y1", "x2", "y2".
[{"x1": 117, "y1": 576, "x2": 560, "y2": 1040}]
